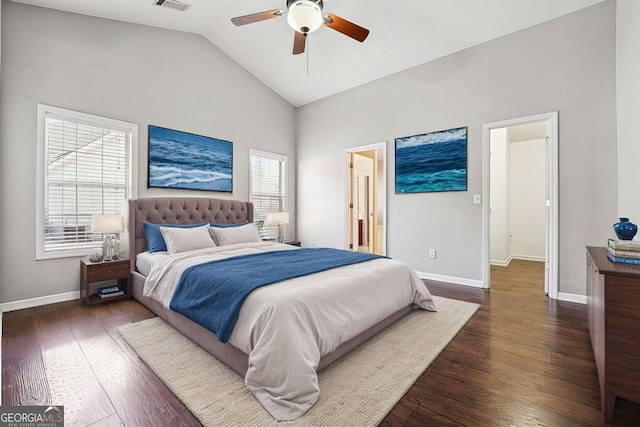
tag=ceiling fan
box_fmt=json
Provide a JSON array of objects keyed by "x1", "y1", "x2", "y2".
[{"x1": 231, "y1": 0, "x2": 370, "y2": 55}]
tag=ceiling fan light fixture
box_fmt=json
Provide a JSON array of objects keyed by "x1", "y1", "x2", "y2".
[{"x1": 286, "y1": 0, "x2": 323, "y2": 34}]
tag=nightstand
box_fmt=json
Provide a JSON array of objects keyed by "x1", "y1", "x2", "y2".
[
  {"x1": 285, "y1": 241, "x2": 301, "y2": 247},
  {"x1": 80, "y1": 258, "x2": 131, "y2": 305}
]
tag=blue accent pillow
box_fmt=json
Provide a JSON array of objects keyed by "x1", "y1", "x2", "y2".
[
  {"x1": 209, "y1": 221, "x2": 249, "y2": 228},
  {"x1": 143, "y1": 222, "x2": 207, "y2": 253}
]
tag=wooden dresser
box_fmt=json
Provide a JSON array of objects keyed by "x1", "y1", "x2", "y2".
[{"x1": 586, "y1": 246, "x2": 640, "y2": 422}]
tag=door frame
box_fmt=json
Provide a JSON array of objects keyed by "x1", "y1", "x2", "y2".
[
  {"x1": 344, "y1": 141, "x2": 387, "y2": 256},
  {"x1": 481, "y1": 112, "x2": 559, "y2": 299}
]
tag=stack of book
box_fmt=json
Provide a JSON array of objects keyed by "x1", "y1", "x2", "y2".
[
  {"x1": 607, "y1": 239, "x2": 640, "y2": 265},
  {"x1": 97, "y1": 285, "x2": 124, "y2": 298}
]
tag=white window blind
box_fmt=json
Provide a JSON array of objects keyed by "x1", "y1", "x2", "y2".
[
  {"x1": 250, "y1": 149, "x2": 287, "y2": 239},
  {"x1": 36, "y1": 105, "x2": 136, "y2": 259}
]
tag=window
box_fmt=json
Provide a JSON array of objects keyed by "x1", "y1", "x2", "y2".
[
  {"x1": 36, "y1": 105, "x2": 137, "y2": 259},
  {"x1": 249, "y1": 149, "x2": 287, "y2": 239}
]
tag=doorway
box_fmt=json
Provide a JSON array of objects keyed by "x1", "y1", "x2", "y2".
[
  {"x1": 344, "y1": 142, "x2": 387, "y2": 256},
  {"x1": 482, "y1": 112, "x2": 559, "y2": 299}
]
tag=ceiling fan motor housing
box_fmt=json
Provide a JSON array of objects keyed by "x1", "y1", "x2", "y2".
[
  {"x1": 286, "y1": 0, "x2": 324, "y2": 34},
  {"x1": 287, "y1": 0, "x2": 323, "y2": 9}
]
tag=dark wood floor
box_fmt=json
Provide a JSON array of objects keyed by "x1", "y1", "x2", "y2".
[
  {"x1": 383, "y1": 260, "x2": 640, "y2": 426},
  {"x1": 3, "y1": 260, "x2": 640, "y2": 426}
]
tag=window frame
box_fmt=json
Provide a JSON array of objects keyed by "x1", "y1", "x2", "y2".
[
  {"x1": 35, "y1": 104, "x2": 138, "y2": 260},
  {"x1": 249, "y1": 148, "x2": 288, "y2": 238}
]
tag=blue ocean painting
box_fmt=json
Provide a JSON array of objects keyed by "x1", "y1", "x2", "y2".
[
  {"x1": 148, "y1": 125, "x2": 233, "y2": 192},
  {"x1": 395, "y1": 127, "x2": 467, "y2": 193}
]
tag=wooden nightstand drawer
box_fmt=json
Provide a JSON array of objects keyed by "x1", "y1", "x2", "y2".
[{"x1": 87, "y1": 261, "x2": 130, "y2": 283}]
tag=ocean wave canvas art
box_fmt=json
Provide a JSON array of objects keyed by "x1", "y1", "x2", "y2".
[
  {"x1": 148, "y1": 125, "x2": 233, "y2": 192},
  {"x1": 395, "y1": 126, "x2": 467, "y2": 193}
]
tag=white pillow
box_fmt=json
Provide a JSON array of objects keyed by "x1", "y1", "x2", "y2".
[
  {"x1": 209, "y1": 223, "x2": 263, "y2": 246},
  {"x1": 160, "y1": 224, "x2": 216, "y2": 254}
]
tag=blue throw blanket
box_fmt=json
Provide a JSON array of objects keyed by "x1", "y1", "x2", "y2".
[{"x1": 169, "y1": 248, "x2": 384, "y2": 343}]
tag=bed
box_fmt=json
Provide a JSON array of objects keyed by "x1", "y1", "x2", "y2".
[{"x1": 125, "y1": 197, "x2": 435, "y2": 421}]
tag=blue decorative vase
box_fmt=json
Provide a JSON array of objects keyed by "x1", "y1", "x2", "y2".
[{"x1": 614, "y1": 217, "x2": 638, "y2": 240}]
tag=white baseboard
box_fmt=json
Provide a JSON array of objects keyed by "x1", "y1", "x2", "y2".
[
  {"x1": 0, "y1": 291, "x2": 80, "y2": 313},
  {"x1": 490, "y1": 256, "x2": 512, "y2": 267},
  {"x1": 511, "y1": 254, "x2": 546, "y2": 262},
  {"x1": 415, "y1": 271, "x2": 484, "y2": 288},
  {"x1": 557, "y1": 292, "x2": 587, "y2": 305}
]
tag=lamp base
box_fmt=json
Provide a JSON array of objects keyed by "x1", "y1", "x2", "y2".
[{"x1": 102, "y1": 235, "x2": 120, "y2": 261}]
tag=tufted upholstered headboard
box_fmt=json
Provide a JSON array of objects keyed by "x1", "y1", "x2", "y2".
[{"x1": 126, "y1": 197, "x2": 253, "y2": 264}]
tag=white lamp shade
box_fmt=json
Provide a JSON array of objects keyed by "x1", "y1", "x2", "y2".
[
  {"x1": 91, "y1": 214, "x2": 123, "y2": 233},
  {"x1": 287, "y1": 0, "x2": 323, "y2": 34},
  {"x1": 266, "y1": 212, "x2": 290, "y2": 224}
]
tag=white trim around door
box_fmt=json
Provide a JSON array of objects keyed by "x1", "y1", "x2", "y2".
[{"x1": 482, "y1": 112, "x2": 559, "y2": 299}]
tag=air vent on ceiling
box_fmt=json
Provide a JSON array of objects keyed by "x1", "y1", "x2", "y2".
[{"x1": 154, "y1": 0, "x2": 192, "y2": 12}]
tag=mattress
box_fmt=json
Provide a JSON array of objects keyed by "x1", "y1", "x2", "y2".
[{"x1": 136, "y1": 250, "x2": 167, "y2": 277}]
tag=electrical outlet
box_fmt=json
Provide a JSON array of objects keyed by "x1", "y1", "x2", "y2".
[
  {"x1": 310, "y1": 238, "x2": 316, "y2": 246},
  {"x1": 428, "y1": 249, "x2": 436, "y2": 259}
]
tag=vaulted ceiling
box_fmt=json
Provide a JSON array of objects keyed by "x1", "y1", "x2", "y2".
[{"x1": 11, "y1": 0, "x2": 604, "y2": 106}]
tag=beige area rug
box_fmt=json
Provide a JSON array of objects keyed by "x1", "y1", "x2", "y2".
[{"x1": 118, "y1": 296, "x2": 479, "y2": 427}]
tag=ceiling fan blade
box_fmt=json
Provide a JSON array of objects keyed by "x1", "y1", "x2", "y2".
[
  {"x1": 324, "y1": 14, "x2": 369, "y2": 42},
  {"x1": 231, "y1": 9, "x2": 285, "y2": 27},
  {"x1": 293, "y1": 31, "x2": 306, "y2": 55}
]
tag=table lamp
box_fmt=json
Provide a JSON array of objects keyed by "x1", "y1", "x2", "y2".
[
  {"x1": 266, "y1": 212, "x2": 289, "y2": 243},
  {"x1": 91, "y1": 214, "x2": 123, "y2": 261}
]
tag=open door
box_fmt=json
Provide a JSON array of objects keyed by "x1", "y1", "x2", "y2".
[
  {"x1": 544, "y1": 135, "x2": 550, "y2": 294},
  {"x1": 352, "y1": 153, "x2": 374, "y2": 253},
  {"x1": 345, "y1": 142, "x2": 387, "y2": 256}
]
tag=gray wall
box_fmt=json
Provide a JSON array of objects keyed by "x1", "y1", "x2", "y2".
[
  {"x1": 0, "y1": 0, "x2": 2, "y2": 72},
  {"x1": 0, "y1": 1, "x2": 296, "y2": 303},
  {"x1": 616, "y1": 0, "x2": 640, "y2": 223},
  {"x1": 296, "y1": 1, "x2": 617, "y2": 295}
]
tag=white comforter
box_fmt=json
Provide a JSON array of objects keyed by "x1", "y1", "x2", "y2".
[{"x1": 143, "y1": 242, "x2": 436, "y2": 421}]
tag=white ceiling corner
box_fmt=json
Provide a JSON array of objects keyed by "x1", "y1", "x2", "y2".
[{"x1": 10, "y1": 0, "x2": 605, "y2": 106}]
